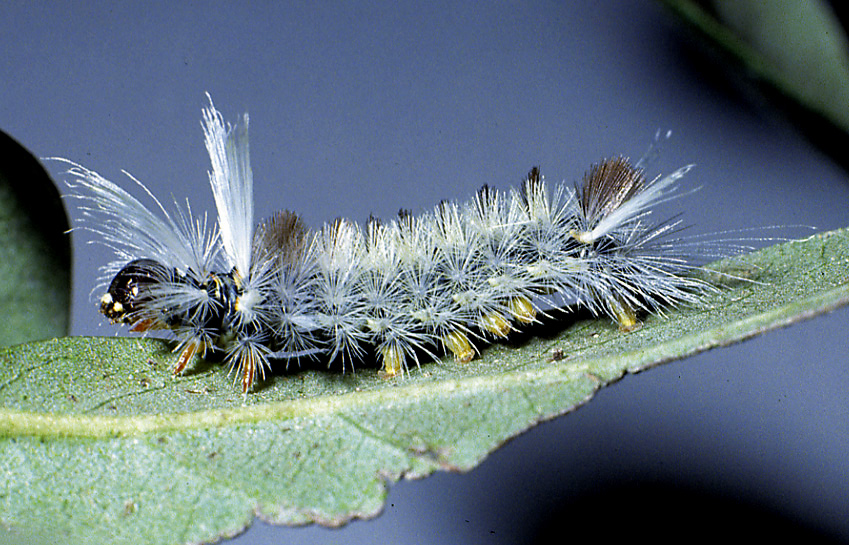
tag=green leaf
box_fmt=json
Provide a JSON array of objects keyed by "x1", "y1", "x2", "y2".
[
  {"x1": 1, "y1": 227, "x2": 848, "y2": 544},
  {"x1": 0, "y1": 130, "x2": 71, "y2": 346},
  {"x1": 659, "y1": 0, "x2": 849, "y2": 168}
]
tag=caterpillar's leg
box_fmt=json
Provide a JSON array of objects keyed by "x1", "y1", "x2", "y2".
[
  {"x1": 231, "y1": 340, "x2": 275, "y2": 394},
  {"x1": 608, "y1": 297, "x2": 641, "y2": 332},
  {"x1": 442, "y1": 329, "x2": 475, "y2": 363},
  {"x1": 380, "y1": 343, "x2": 406, "y2": 377},
  {"x1": 481, "y1": 312, "x2": 512, "y2": 338},
  {"x1": 507, "y1": 296, "x2": 537, "y2": 325},
  {"x1": 129, "y1": 317, "x2": 167, "y2": 332},
  {"x1": 173, "y1": 337, "x2": 208, "y2": 376},
  {"x1": 239, "y1": 350, "x2": 257, "y2": 394},
  {"x1": 126, "y1": 316, "x2": 204, "y2": 376},
  {"x1": 481, "y1": 296, "x2": 538, "y2": 338}
]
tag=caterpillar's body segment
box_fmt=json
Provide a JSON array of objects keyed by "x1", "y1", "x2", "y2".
[{"x1": 66, "y1": 98, "x2": 713, "y2": 393}]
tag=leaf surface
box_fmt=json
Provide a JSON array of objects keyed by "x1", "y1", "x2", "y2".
[{"x1": 1, "y1": 228, "x2": 848, "y2": 544}]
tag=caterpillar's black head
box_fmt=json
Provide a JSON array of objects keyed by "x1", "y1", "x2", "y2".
[{"x1": 100, "y1": 259, "x2": 169, "y2": 326}]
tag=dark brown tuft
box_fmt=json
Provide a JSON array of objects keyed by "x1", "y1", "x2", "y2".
[
  {"x1": 252, "y1": 210, "x2": 309, "y2": 265},
  {"x1": 579, "y1": 156, "x2": 644, "y2": 223},
  {"x1": 526, "y1": 166, "x2": 541, "y2": 185},
  {"x1": 517, "y1": 166, "x2": 542, "y2": 213}
]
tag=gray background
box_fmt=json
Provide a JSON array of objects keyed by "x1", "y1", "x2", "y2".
[{"x1": 2, "y1": 1, "x2": 848, "y2": 543}]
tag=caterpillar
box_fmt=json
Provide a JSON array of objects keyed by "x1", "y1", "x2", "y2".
[{"x1": 65, "y1": 96, "x2": 715, "y2": 394}]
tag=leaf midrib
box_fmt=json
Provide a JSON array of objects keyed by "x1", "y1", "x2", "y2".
[{"x1": 4, "y1": 276, "x2": 848, "y2": 440}]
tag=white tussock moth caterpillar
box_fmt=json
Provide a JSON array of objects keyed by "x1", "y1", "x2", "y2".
[{"x1": 64, "y1": 96, "x2": 722, "y2": 394}]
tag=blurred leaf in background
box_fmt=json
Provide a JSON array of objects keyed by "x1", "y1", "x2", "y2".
[
  {"x1": 0, "y1": 131, "x2": 71, "y2": 346},
  {"x1": 659, "y1": 0, "x2": 849, "y2": 170}
]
